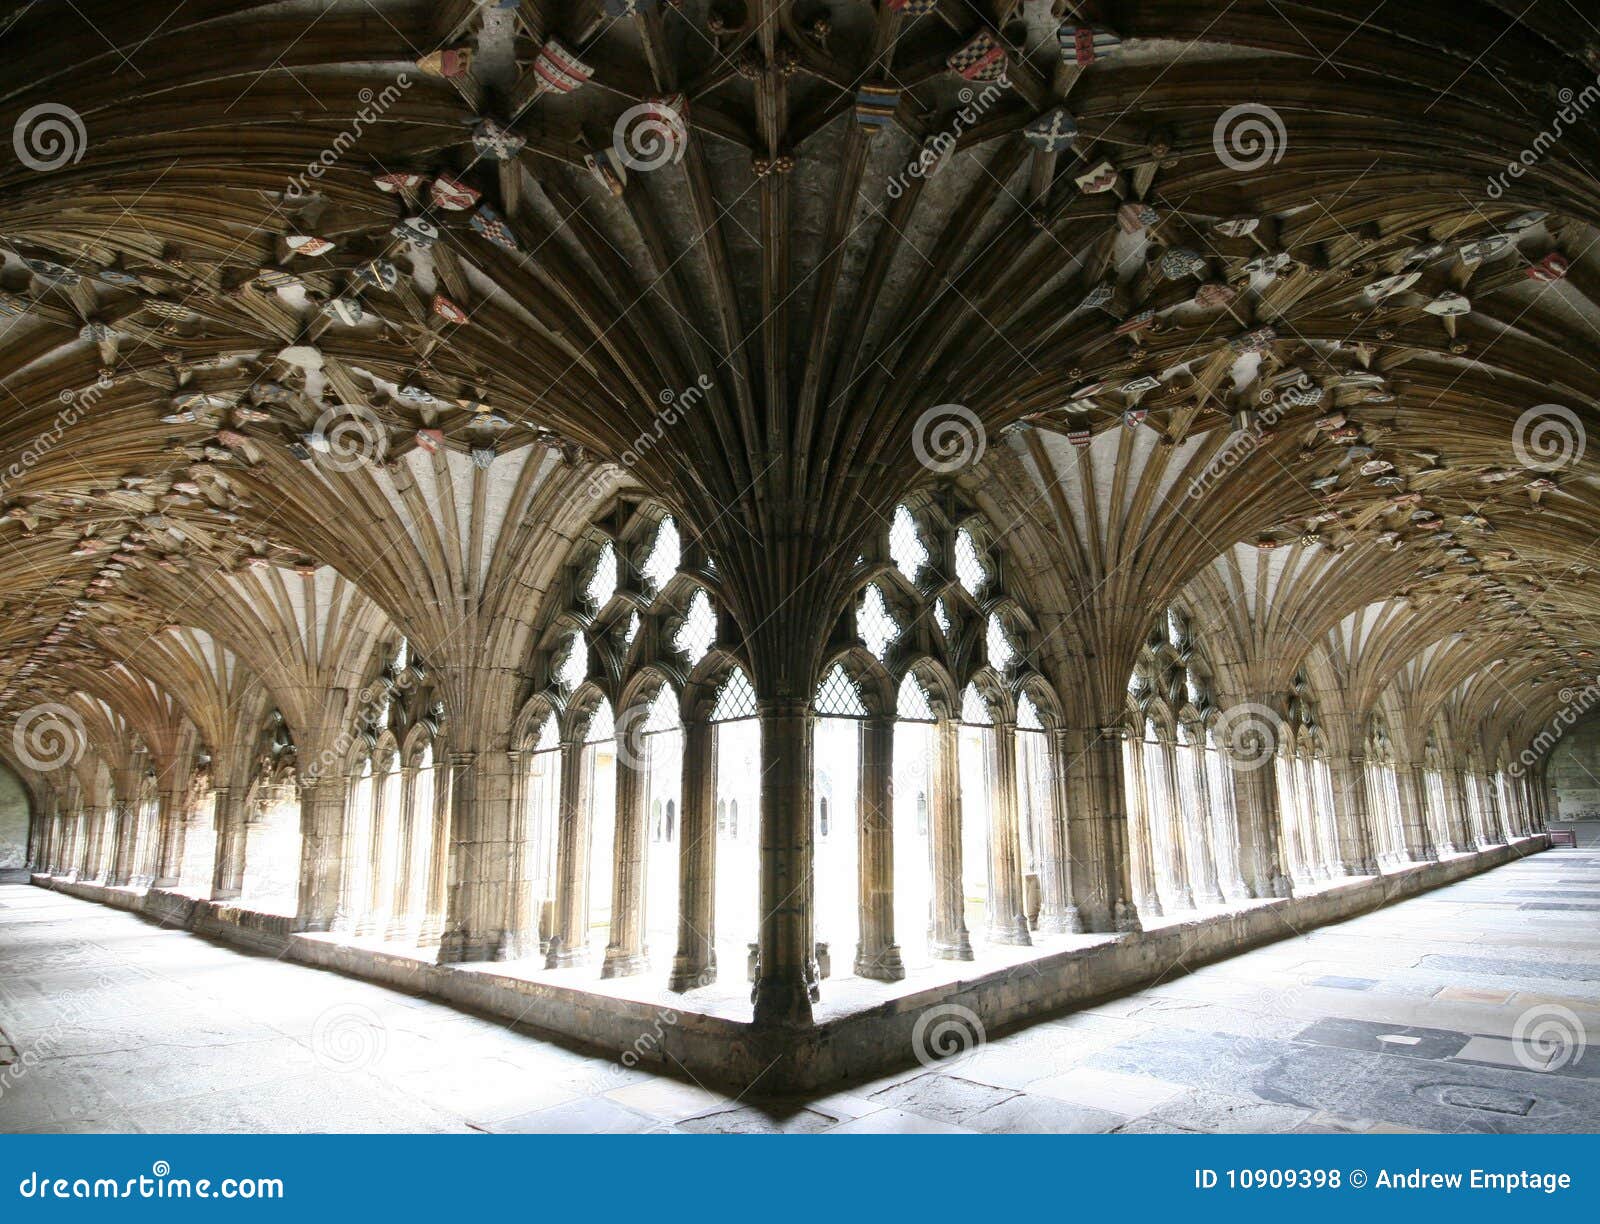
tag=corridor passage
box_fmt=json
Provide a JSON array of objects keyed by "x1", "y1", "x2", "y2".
[{"x1": 2, "y1": 848, "x2": 1596, "y2": 1134}]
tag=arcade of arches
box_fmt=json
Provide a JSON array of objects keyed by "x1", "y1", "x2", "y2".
[{"x1": 0, "y1": 1, "x2": 1590, "y2": 1092}]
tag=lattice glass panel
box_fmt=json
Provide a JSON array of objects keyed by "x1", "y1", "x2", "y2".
[
  {"x1": 890, "y1": 505, "x2": 928, "y2": 583},
  {"x1": 584, "y1": 541, "x2": 618, "y2": 608},
  {"x1": 815, "y1": 663, "x2": 868, "y2": 717},
  {"x1": 673, "y1": 588, "x2": 715, "y2": 664},
  {"x1": 897, "y1": 673, "x2": 936, "y2": 722},
  {"x1": 711, "y1": 667, "x2": 757, "y2": 722},
  {"x1": 625, "y1": 611, "x2": 640, "y2": 647},
  {"x1": 934, "y1": 598, "x2": 951, "y2": 637},
  {"x1": 954, "y1": 528, "x2": 987, "y2": 596},
  {"x1": 556, "y1": 633, "x2": 587, "y2": 690},
  {"x1": 585, "y1": 698, "x2": 615, "y2": 744},
  {"x1": 961, "y1": 683, "x2": 993, "y2": 726},
  {"x1": 857, "y1": 584, "x2": 900, "y2": 661},
  {"x1": 986, "y1": 612, "x2": 1016, "y2": 670},
  {"x1": 1017, "y1": 692, "x2": 1043, "y2": 729},
  {"x1": 644, "y1": 685, "x2": 680, "y2": 733},
  {"x1": 640, "y1": 516, "x2": 680, "y2": 595}
]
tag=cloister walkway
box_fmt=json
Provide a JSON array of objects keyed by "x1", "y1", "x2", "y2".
[{"x1": 2, "y1": 847, "x2": 1596, "y2": 1134}]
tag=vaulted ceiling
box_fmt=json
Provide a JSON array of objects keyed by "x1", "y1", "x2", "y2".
[{"x1": 2, "y1": 0, "x2": 1598, "y2": 776}]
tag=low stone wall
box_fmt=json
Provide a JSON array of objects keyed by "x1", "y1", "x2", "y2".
[{"x1": 30, "y1": 836, "x2": 1547, "y2": 1093}]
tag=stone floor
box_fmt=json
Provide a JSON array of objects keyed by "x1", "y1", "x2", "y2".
[{"x1": 1, "y1": 846, "x2": 1597, "y2": 1134}]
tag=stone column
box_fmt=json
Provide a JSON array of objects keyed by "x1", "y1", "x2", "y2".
[
  {"x1": 547, "y1": 740, "x2": 594, "y2": 967},
  {"x1": 1327, "y1": 754, "x2": 1377, "y2": 874},
  {"x1": 152, "y1": 781, "x2": 187, "y2": 888},
  {"x1": 854, "y1": 715, "x2": 905, "y2": 979},
  {"x1": 752, "y1": 699, "x2": 818, "y2": 1026},
  {"x1": 1151, "y1": 740, "x2": 1195, "y2": 909},
  {"x1": 1060, "y1": 727, "x2": 1128, "y2": 931},
  {"x1": 109, "y1": 792, "x2": 139, "y2": 887},
  {"x1": 504, "y1": 750, "x2": 537, "y2": 959},
  {"x1": 1230, "y1": 752, "x2": 1288, "y2": 898},
  {"x1": 386, "y1": 765, "x2": 418, "y2": 940},
  {"x1": 928, "y1": 716, "x2": 973, "y2": 958},
  {"x1": 602, "y1": 737, "x2": 649, "y2": 978},
  {"x1": 1122, "y1": 737, "x2": 1163, "y2": 918},
  {"x1": 983, "y1": 722, "x2": 1032, "y2": 946},
  {"x1": 1396, "y1": 764, "x2": 1438, "y2": 862},
  {"x1": 669, "y1": 719, "x2": 717, "y2": 990},
  {"x1": 420, "y1": 762, "x2": 451, "y2": 948},
  {"x1": 296, "y1": 776, "x2": 348, "y2": 932},
  {"x1": 210, "y1": 787, "x2": 246, "y2": 899},
  {"x1": 1039, "y1": 729, "x2": 1080, "y2": 932},
  {"x1": 1175, "y1": 742, "x2": 1223, "y2": 904}
]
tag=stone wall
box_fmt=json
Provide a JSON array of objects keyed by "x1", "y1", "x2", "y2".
[
  {"x1": 0, "y1": 764, "x2": 29, "y2": 871},
  {"x1": 1548, "y1": 712, "x2": 1600, "y2": 821}
]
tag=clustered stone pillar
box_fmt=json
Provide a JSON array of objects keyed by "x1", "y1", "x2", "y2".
[
  {"x1": 547, "y1": 737, "x2": 593, "y2": 968},
  {"x1": 602, "y1": 735, "x2": 649, "y2": 978},
  {"x1": 1395, "y1": 763, "x2": 1437, "y2": 862},
  {"x1": 152, "y1": 776, "x2": 187, "y2": 889},
  {"x1": 854, "y1": 715, "x2": 904, "y2": 979},
  {"x1": 669, "y1": 719, "x2": 717, "y2": 990},
  {"x1": 1327, "y1": 753, "x2": 1377, "y2": 875},
  {"x1": 296, "y1": 776, "x2": 348, "y2": 932},
  {"x1": 420, "y1": 763, "x2": 451, "y2": 948},
  {"x1": 1121, "y1": 736, "x2": 1161, "y2": 918},
  {"x1": 1230, "y1": 752, "x2": 1288, "y2": 898},
  {"x1": 928, "y1": 716, "x2": 973, "y2": 957},
  {"x1": 210, "y1": 786, "x2": 246, "y2": 900},
  {"x1": 984, "y1": 721, "x2": 1032, "y2": 946},
  {"x1": 752, "y1": 698, "x2": 818, "y2": 1026},
  {"x1": 1039, "y1": 729, "x2": 1081, "y2": 932}
]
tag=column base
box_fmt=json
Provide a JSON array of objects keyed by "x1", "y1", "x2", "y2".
[
  {"x1": 985, "y1": 918, "x2": 1032, "y2": 947},
  {"x1": 600, "y1": 949, "x2": 650, "y2": 979},
  {"x1": 668, "y1": 954, "x2": 716, "y2": 992},
  {"x1": 152, "y1": 875, "x2": 179, "y2": 889},
  {"x1": 930, "y1": 931, "x2": 974, "y2": 961},
  {"x1": 853, "y1": 945, "x2": 906, "y2": 982},
  {"x1": 751, "y1": 973, "x2": 817, "y2": 1026},
  {"x1": 1114, "y1": 900, "x2": 1144, "y2": 933},
  {"x1": 210, "y1": 887, "x2": 242, "y2": 902},
  {"x1": 1036, "y1": 906, "x2": 1083, "y2": 935},
  {"x1": 545, "y1": 939, "x2": 592, "y2": 970}
]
